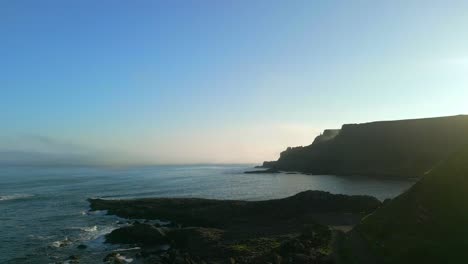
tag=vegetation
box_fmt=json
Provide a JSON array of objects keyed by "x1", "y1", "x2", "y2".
[{"x1": 356, "y1": 145, "x2": 468, "y2": 263}]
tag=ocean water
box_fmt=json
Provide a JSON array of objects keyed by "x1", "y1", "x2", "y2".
[{"x1": 0, "y1": 165, "x2": 415, "y2": 263}]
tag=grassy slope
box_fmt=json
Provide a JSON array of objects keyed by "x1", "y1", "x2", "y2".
[{"x1": 356, "y1": 146, "x2": 468, "y2": 263}]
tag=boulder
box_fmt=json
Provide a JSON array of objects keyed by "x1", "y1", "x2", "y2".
[
  {"x1": 106, "y1": 223, "x2": 168, "y2": 245},
  {"x1": 77, "y1": 244, "x2": 87, "y2": 249}
]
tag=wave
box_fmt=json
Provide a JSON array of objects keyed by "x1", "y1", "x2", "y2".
[
  {"x1": 85, "y1": 209, "x2": 108, "y2": 216},
  {"x1": 83, "y1": 225, "x2": 98, "y2": 232},
  {"x1": 49, "y1": 237, "x2": 72, "y2": 248},
  {"x1": 112, "y1": 247, "x2": 141, "y2": 252},
  {"x1": 112, "y1": 254, "x2": 133, "y2": 263},
  {"x1": 69, "y1": 225, "x2": 98, "y2": 232},
  {"x1": 0, "y1": 194, "x2": 34, "y2": 202},
  {"x1": 27, "y1": 234, "x2": 56, "y2": 240},
  {"x1": 78, "y1": 224, "x2": 117, "y2": 244}
]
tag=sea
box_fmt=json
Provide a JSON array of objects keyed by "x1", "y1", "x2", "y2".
[{"x1": 0, "y1": 164, "x2": 415, "y2": 263}]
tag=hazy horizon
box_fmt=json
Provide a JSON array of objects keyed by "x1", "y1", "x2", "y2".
[{"x1": 2, "y1": 1, "x2": 468, "y2": 165}]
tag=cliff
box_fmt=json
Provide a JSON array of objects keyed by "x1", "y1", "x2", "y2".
[{"x1": 263, "y1": 115, "x2": 468, "y2": 178}]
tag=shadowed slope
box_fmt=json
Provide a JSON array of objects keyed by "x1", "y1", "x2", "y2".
[{"x1": 356, "y1": 145, "x2": 468, "y2": 263}]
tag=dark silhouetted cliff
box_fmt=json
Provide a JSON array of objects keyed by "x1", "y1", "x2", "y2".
[{"x1": 263, "y1": 115, "x2": 468, "y2": 178}]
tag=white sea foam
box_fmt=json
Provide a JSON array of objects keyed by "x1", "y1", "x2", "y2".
[
  {"x1": 49, "y1": 237, "x2": 72, "y2": 248},
  {"x1": 78, "y1": 224, "x2": 117, "y2": 244},
  {"x1": 86, "y1": 210, "x2": 108, "y2": 216},
  {"x1": 28, "y1": 234, "x2": 56, "y2": 240},
  {"x1": 112, "y1": 247, "x2": 141, "y2": 252},
  {"x1": 78, "y1": 225, "x2": 98, "y2": 232},
  {"x1": 0, "y1": 194, "x2": 34, "y2": 202},
  {"x1": 116, "y1": 254, "x2": 133, "y2": 263}
]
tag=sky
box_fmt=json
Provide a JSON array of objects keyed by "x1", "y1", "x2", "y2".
[{"x1": 1, "y1": 0, "x2": 468, "y2": 165}]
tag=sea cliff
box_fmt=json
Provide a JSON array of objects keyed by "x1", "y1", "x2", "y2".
[{"x1": 261, "y1": 115, "x2": 468, "y2": 178}]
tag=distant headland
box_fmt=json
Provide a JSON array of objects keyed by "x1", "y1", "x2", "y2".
[{"x1": 256, "y1": 115, "x2": 468, "y2": 178}]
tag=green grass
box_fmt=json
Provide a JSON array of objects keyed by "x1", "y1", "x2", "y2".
[{"x1": 229, "y1": 237, "x2": 282, "y2": 255}]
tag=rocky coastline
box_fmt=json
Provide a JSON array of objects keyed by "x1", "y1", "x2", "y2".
[{"x1": 88, "y1": 191, "x2": 381, "y2": 264}]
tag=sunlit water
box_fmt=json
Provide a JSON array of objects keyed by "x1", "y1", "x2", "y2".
[{"x1": 0, "y1": 165, "x2": 415, "y2": 263}]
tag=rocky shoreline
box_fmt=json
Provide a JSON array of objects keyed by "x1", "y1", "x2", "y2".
[{"x1": 88, "y1": 191, "x2": 381, "y2": 264}]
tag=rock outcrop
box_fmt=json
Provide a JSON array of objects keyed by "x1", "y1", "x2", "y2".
[{"x1": 89, "y1": 191, "x2": 380, "y2": 263}]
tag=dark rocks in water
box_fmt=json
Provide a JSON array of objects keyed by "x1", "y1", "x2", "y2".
[
  {"x1": 263, "y1": 115, "x2": 468, "y2": 178},
  {"x1": 90, "y1": 191, "x2": 381, "y2": 263},
  {"x1": 106, "y1": 222, "x2": 168, "y2": 245},
  {"x1": 67, "y1": 255, "x2": 80, "y2": 264},
  {"x1": 103, "y1": 252, "x2": 131, "y2": 264},
  {"x1": 77, "y1": 244, "x2": 87, "y2": 249},
  {"x1": 89, "y1": 190, "x2": 380, "y2": 229},
  {"x1": 261, "y1": 161, "x2": 277, "y2": 168},
  {"x1": 244, "y1": 168, "x2": 280, "y2": 174},
  {"x1": 103, "y1": 253, "x2": 121, "y2": 264}
]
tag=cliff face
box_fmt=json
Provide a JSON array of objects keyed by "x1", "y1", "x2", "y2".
[
  {"x1": 355, "y1": 144, "x2": 468, "y2": 263},
  {"x1": 264, "y1": 115, "x2": 468, "y2": 178}
]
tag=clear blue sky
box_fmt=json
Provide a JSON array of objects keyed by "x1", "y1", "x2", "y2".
[{"x1": 1, "y1": 0, "x2": 468, "y2": 165}]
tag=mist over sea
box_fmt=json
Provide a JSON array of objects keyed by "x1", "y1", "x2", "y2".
[{"x1": 0, "y1": 165, "x2": 414, "y2": 263}]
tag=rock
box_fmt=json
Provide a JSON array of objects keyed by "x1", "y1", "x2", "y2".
[
  {"x1": 103, "y1": 253, "x2": 126, "y2": 264},
  {"x1": 89, "y1": 190, "x2": 377, "y2": 264},
  {"x1": 103, "y1": 252, "x2": 118, "y2": 262},
  {"x1": 67, "y1": 255, "x2": 80, "y2": 263},
  {"x1": 244, "y1": 168, "x2": 280, "y2": 174},
  {"x1": 77, "y1": 244, "x2": 87, "y2": 249},
  {"x1": 106, "y1": 223, "x2": 168, "y2": 245}
]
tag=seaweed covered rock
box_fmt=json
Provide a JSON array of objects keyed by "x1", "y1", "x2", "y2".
[{"x1": 106, "y1": 222, "x2": 168, "y2": 245}]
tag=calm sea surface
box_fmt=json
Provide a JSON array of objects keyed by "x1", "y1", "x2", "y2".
[{"x1": 0, "y1": 165, "x2": 415, "y2": 263}]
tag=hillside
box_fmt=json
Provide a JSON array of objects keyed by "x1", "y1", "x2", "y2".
[
  {"x1": 262, "y1": 115, "x2": 468, "y2": 178},
  {"x1": 355, "y1": 145, "x2": 468, "y2": 263}
]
